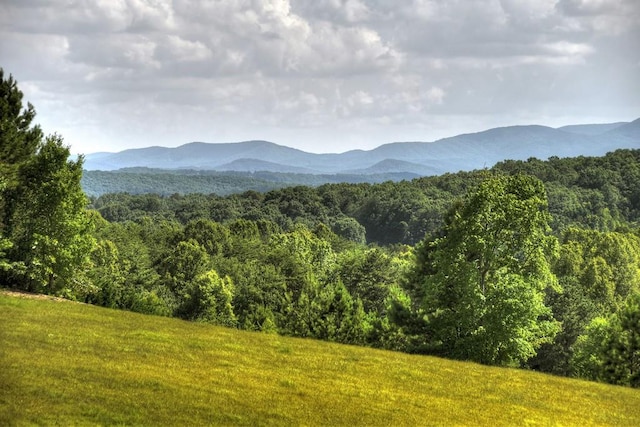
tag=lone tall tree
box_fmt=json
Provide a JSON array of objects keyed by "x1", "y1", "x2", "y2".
[{"x1": 413, "y1": 174, "x2": 559, "y2": 366}]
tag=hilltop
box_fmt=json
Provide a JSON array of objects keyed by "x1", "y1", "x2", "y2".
[{"x1": 2, "y1": 291, "x2": 639, "y2": 426}]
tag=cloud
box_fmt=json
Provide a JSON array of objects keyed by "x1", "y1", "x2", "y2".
[{"x1": 0, "y1": 0, "x2": 638, "y2": 154}]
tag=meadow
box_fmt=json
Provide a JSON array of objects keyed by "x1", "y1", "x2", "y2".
[{"x1": 2, "y1": 291, "x2": 639, "y2": 426}]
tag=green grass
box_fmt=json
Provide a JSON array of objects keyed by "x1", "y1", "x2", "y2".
[{"x1": 1, "y1": 292, "x2": 640, "y2": 426}]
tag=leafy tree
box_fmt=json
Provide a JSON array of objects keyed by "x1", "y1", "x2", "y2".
[
  {"x1": 571, "y1": 316, "x2": 612, "y2": 381},
  {"x1": 0, "y1": 70, "x2": 94, "y2": 295},
  {"x1": 183, "y1": 219, "x2": 231, "y2": 256},
  {"x1": 411, "y1": 174, "x2": 559, "y2": 365},
  {"x1": 180, "y1": 270, "x2": 236, "y2": 326},
  {"x1": 160, "y1": 239, "x2": 209, "y2": 288},
  {"x1": 602, "y1": 293, "x2": 640, "y2": 387},
  {"x1": 287, "y1": 279, "x2": 370, "y2": 345},
  {"x1": 572, "y1": 294, "x2": 640, "y2": 387},
  {"x1": 87, "y1": 238, "x2": 125, "y2": 308},
  {"x1": 0, "y1": 236, "x2": 14, "y2": 272},
  {"x1": 223, "y1": 259, "x2": 290, "y2": 332},
  {"x1": 337, "y1": 247, "x2": 397, "y2": 315},
  {"x1": 534, "y1": 228, "x2": 640, "y2": 374},
  {"x1": 7, "y1": 136, "x2": 94, "y2": 294},
  {"x1": 158, "y1": 239, "x2": 236, "y2": 324},
  {"x1": 331, "y1": 215, "x2": 366, "y2": 244}
]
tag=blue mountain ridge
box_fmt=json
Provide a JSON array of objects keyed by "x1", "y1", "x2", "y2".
[{"x1": 84, "y1": 119, "x2": 640, "y2": 176}]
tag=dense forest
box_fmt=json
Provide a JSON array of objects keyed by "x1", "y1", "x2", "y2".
[
  {"x1": 1, "y1": 68, "x2": 639, "y2": 388},
  {"x1": 81, "y1": 168, "x2": 417, "y2": 197}
]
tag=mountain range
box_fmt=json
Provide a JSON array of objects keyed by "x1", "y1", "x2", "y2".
[{"x1": 84, "y1": 118, "x2": 640, "y2": 176}]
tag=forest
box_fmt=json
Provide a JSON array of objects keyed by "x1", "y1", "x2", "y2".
[{"x1": 1, "y1": 68, "x2": 639, "y2": 388}]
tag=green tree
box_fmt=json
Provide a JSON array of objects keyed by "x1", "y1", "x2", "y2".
[
  {"x1": 287, "y1": 279, "x2": 370, "y2": 345},
  {"x1": 183, "y1": 219, "x2": 231, "y2": 256},
  {"x1": 0, "y1": 68, "x2": 43, "y2": 233},
  {"x1": 181, "y1": 270, "x2": 236, "y2": 326},
  {"x1": 411, "y1": 174, "x2": 559, "y2": 366},
  {"x1": 337, "y1": 247, "x2": 397, "y2": 315},
  {"x1": 7, "y1": 135, "x2": 94, "y2": 294},
  {"x1": 0, "y1": 70, "x2": 93, "y2": 296},
  {"x1": 535, "y1": 228, "x2": 640, "y2": 375},
  {"x1": 572, "y1": 294, "x2": 640, "y2": 387},
  {"x1": 602, "y1": 293, "x2": 640, "y2": 387},
  {"x1": 0, "y1": 236, "x2": 14, "y2": 272},
  {"x1": 331, "y1": 215, "x2": 366, "y2": 244},
  {"x1": 160, "y1": 239, "x2": 209, "y2": 290},
  {"x1": 571, "y1": 316, "x2": 613, "y2": 381},
  {"x1": 87, "y1": 238, "x2": 125, "y2": 308}
]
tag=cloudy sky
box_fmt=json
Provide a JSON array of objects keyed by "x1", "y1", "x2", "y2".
[{"x1": 1, "y1": 0, "x2": 639, "y2": 154}]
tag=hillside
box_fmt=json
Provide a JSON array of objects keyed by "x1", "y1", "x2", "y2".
[
  {"x1": 83, "y1": 119, "x2": 640, "y2": 175},
  {"x1": 2, "y1": 291, "x2": 639, "y2": 426}
]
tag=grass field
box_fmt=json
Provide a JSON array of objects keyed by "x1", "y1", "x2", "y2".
[{"x1": 1, "y1": 291, "x2": 640, "y2": 426}]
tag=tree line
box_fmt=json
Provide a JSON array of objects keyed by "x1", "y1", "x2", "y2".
[
  {"x1": 1, "y1": 69, "x2": 638, "y2": 388},
  {"x1": 89, "y1": 148, "x2": 640, "y2": 247}
]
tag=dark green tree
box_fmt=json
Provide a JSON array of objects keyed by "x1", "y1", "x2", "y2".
[
  {"x1": 1, "y1": 68, "x2": 43, "y2": 245},
  {"x1": 602, "y1": 293, "x2": 640, "y2": 387},
  {"x1": 0, "y1": 68, "x2": 43, "y2": 229}
]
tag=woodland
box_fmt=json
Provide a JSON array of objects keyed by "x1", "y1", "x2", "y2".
[{"x1": 1, "y1": 68, "x2": 639, "y2": 388}]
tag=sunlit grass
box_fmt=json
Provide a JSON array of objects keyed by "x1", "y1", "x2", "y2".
[{"x1": 1, "y1": 291, "x2": 639, "y2": 426}]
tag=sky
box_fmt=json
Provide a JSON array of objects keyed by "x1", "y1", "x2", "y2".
[{"x1": 1, "y1": 0, "x2": 639, "y2": 155}]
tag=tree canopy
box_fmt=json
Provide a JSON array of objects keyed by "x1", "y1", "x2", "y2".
[{"x1": 409, "y1": 174, "x2": 560, "y2": 365}]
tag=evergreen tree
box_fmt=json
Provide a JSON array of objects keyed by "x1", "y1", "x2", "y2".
[{"x1": 0, "y1": 68, "x2": 43, "y2": 236}]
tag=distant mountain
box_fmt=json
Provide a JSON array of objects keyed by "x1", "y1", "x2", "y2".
[
  {"x1": 84, "y1": 119, "x2": 640, "y2": 175},
  {"x1": 84, "y1": 141, "x2": 318, "y2": 171},
  {"x1": 344, "y1": 159, "x2": 440, "y2": 175},
  {"x1": 214, "y1": 158, "x2": 321, "y2": 174},
  {"x1": 558, "y1": 122, "x2": 626, "y2": 135},
  {"x1": 607, "y1": 118, "x2": 640, "y2": 139}
]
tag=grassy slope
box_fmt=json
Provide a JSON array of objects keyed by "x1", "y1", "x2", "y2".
[{"x1": 1, "y1": 293, "x2": 639, "y2": 426}]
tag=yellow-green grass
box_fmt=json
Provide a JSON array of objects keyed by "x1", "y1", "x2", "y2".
[{"x1": 1, "y1": 292, "x2": 639, "y2": 426}]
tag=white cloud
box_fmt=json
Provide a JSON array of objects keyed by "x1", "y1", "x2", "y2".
[
  {"x1": 425, "y1": 87, "x2": 446, "y2": 105},
  {"x1": 0, "y1": 0, "x2": 638, "y2": 154}
]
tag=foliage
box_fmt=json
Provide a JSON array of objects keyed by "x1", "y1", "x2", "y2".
[
  {"x1": 532, "y1": 228, "x2": 640, "y2": 375},
  {"x1": 81, "y1": 168, "x2": 417, "y2": 197},
  {"x1": 572, "y1": 294, "x2": 640, "y2": 387},
  {"x1": 409, "y1": 174, "x2": 560, "y2": 366},
  {"x1": 88, "y1": 149, "x2": 640, "y2": 248},
  {"x1": 0, "y1": 70, "x2": 93, "y2": 294},
  {"x1": 8, "y1": 136, "x2": 94, "y2": 293}
]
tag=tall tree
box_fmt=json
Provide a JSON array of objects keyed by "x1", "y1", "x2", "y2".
[
  {"x1": 8, "y1": 135, "x2": 94, "y2": 293},
  {"x1": 411, "y1": 174, "x2": 559, "y2": 366},
  {"x1": 0, "y1": 70, "x2": 93, "y2": 294},
  {"x1": 0, "y1": 68, "x2": 43, "y2": 234}
]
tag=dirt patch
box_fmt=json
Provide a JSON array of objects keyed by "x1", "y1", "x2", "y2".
[{"x1": 0, "y1": 289, "x2": 74, "y2": 303}]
